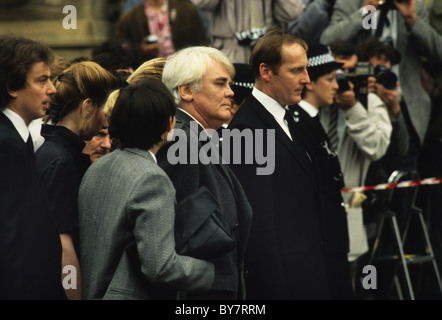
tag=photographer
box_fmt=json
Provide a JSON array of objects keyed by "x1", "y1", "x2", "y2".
[
  {"x1": 358, "y1": 38, "x2": 410, "y2": 173},
  {"x1": 320, "y1": 41, "x2": 392, "y2": 288},
  {"x1": 356, "y1": 40, "x2": 411, "y2": 278},
  {"x1": 190, "y1": 0, "x2": 304, "y2": 63},
  {"x1": 320, "y1": 0, "x2": 442, "y2": 173}
]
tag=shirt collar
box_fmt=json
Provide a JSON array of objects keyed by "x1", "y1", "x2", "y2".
[
  {"x1": 252, "y1": 87, "x2": 287, "y2": 124},
  {"x1": 177, "y1": 107, "x2": 216, "y2": 139},
  {"x1": 299, "y1": 100, "x2": 319, "y2": 118},
  {"x1": 178, "y1": 107, "x2": 206, "y2": 130},
  {"x1": 149, "y1": 150, "x2": 158, "y2": 164},
  {"x1": 2, "y1": 108, "x2": 29, "y2": 142}
]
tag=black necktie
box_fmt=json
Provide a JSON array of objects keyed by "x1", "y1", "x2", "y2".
[
  {"x1": 374, "y1": 8, "x2": 389, "y2": 39},
  {"x1": 26, "y1": 133, "x2": 35, "y2": 153},
  {"x1": 327, "y1": 107, "x2": 339, "y2": 152},
  {"x1": 284, "y1": 106, "x2": 298, "y2": 142}
]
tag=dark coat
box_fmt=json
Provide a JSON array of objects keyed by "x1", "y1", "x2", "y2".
[
  {"x1": 228, "y1": 95, "x2": 352, "y2": 299},
  {"x1": 35, "y1": 125, "x2": 91, "y2": 252},
  {"x1": 157, "y1": 109, "x2": 252, "y2": 300},
  {"x1": 115, "y1": 0, "x2": 208, "y2": 66},
  {"x1": 0, "y1": 113, "x2": 65, "y2": 300}
]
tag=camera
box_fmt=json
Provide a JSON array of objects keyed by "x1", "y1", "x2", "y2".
[
  {"x1": 235, "y1": 27, "x2": 267, "y2": 47},
  {"x1": 336, "y1": 62, "x2": 397, "y2": 106},
  {"x1": 336, "y1": 62, "x2": 372, "y2": 95},
  {"x1": 373, "y1": 64, "x2": 397, "y2": 90},
  {"x1": 145, "y1": 34, "x2": 159, "y2": 44}
]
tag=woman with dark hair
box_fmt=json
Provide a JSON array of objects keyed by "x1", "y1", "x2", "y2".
[
  {"x1": 78, "y1": 78, "x2": 214, "y2": 300},
  {"x1": 35, "y1": 61, "x2": 118, "y2": 300}
]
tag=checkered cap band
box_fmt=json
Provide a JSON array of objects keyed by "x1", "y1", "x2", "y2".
[
  {"x1": 308, "y1": 53, "x2": 336, "y2": 68},
  {"x1": 232, "y1": 81, "x2": 255, "y2": 89}
]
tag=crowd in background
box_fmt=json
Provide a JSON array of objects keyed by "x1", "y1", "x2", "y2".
[{"x1": 1, "y1": 0, "x2": 442, "y2": 300}]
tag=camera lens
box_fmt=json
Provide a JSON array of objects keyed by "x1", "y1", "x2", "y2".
[
  {"x1": 146, "y1": 34, "x2": 159, "y2": 44},
  {"x1": 374, "y1": 65, "x2": 397, "y2": 90}
]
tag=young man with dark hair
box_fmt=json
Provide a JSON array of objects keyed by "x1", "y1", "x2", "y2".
[{"x1": 0, "y1": 36, "x2": 66, "y2": 299}]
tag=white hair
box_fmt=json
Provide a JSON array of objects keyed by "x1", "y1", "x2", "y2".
[{"x1": 162, "y1": 46, "x2": 235, "y2": 105}]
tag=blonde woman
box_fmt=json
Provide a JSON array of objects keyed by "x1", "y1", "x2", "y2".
[
  {"x1": 35, "y1": 61, "x2": 118, "y2": 300},
  {"x1": 103, "y1": 57, "x2": 167, "y2": 119},
  {"x1": 127, "y1": 57, "x2": 166, "y2": 83}
]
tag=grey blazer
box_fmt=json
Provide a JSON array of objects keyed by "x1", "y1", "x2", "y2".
[
  {"x1": 78, "y1": 148, "x2": 214, "y2": 300},
  {"x1": 320, "y1": 0, "x2": 442, "y2": 144}
]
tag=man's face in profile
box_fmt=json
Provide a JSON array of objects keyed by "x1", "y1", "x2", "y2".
[{"x1": 83, "y1": 120, "x2": 112, "y2": 162}]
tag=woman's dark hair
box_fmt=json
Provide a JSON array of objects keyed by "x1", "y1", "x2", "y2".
[
  {"x1": 0, "y1": 36, "x2": 54, "y2": 108},
  {"x1": 110, "y1": 77, "x2": 176, "y2": 150}
]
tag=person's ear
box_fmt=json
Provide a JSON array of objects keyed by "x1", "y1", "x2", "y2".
[
  {"x1": 80, "y1": 98, "x2": 94, "y2": 115},
  {"x1": 166, "y1": 115, "x2": 176, "y2": 132},
  {"x1": 259, "y1": 63, "x2": 272, "y2": 82},
  {"x1": 178, "y1": 85, "x2": 193, "y2": 102},
  {"x1": 6, "y1": 83, "x2": 18, "y2": 98}
]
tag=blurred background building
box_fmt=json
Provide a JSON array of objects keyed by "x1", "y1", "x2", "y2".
[{"x1": 0, "y1": 0, "x2": 123, "y2": 61}]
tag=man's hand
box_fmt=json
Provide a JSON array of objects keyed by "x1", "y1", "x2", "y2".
[
  {"x1": 375, "y1": 81, "x2": 401, "y2": 119},
  {"x1": 394, "y1": 0, "x2": 417, "y2": 29},
  {"x1": 335, "y1": 81, "x2": 358, "y2": 110}
]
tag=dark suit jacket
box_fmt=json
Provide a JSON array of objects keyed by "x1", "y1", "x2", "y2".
[
  {"x1": 291, "y1": 104, "x2": 349, "y2": 252},
  {"x1": 228, "y1": 95, "x2": 352, "y2": 299},
  {"x1": 157, "y1": 109, "x2": 252, "y2": 300},
  {"x1": 0, "y1": 112, "x2": 65, "y2": 300}
]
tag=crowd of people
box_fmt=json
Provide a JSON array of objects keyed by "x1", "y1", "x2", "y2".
[{"x1": 1, "y1": 0, "x2": 442, "y2": 300}]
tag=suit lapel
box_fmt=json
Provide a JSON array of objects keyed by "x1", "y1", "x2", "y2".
[
  {"x1": 245, "y1": 96, "x2": 316, "y2": 182},
  {"x1": 0, "y1": 112, "x2": 28, "y2": 149},
  {"x1": 177, "y1": 109, "x2": 238, "y2": 197},
  {"x1": 396, "y1": 13, "x2": 407, "y2": 68}
]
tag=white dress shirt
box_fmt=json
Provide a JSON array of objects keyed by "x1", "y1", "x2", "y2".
[
  {"x1": 298, "y1": 100, "x2": 319, "y2": 118},
  {"x1": 2, "y1": 108, "x2": 29, "y2": 143},
  {"x1": 252, "y1": 87, "x2": 293, "y2": 140}
]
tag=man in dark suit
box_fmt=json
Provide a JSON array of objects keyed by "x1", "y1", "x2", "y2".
[
  {"x1": 157, "y1": 46, "x2": 252, "y2": 300},
  {"x1": 228, "y1": 30, "x2": 353, "y2": 299},
  {"x1": 0, "y1": 36, "x2": 65, "y2": 299}
]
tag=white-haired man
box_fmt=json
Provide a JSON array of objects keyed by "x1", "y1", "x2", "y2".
[{"x1": 157, "y1": 46, "x2": 252, "y2": 300}]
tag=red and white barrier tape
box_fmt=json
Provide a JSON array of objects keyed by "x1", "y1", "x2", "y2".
[{"x1": 341, "y1": 177, "x2": 442, "y2": 193}]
